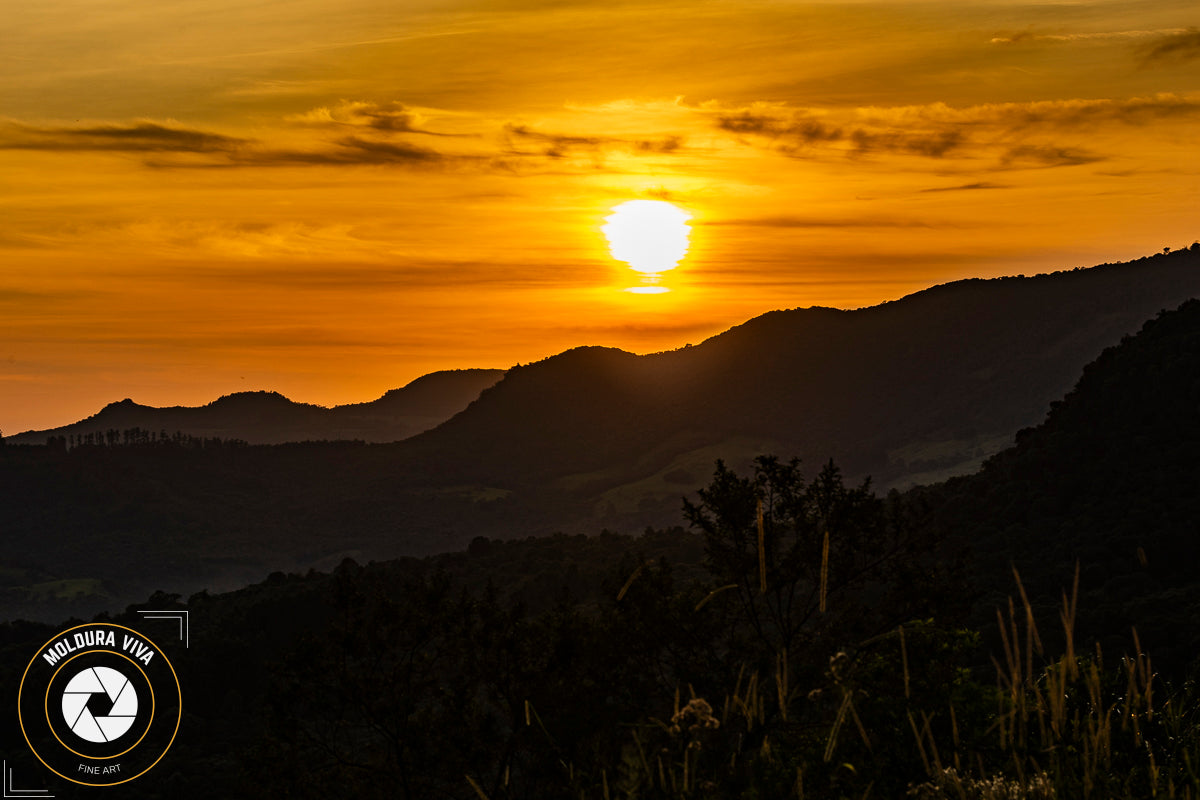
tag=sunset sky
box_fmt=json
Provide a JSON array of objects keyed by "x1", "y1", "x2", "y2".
[{"x1": 3, "y1": 0, "x2": 1198, "y2": 433}]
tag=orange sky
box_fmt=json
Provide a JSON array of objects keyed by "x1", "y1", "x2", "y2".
[{"x1": 2, "y1": 0, "x2": 1198, "y2": 433}]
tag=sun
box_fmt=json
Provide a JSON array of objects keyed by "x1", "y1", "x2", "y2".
[{"x1": 602, "y1": 200, "x2": 692, "y2": 279}]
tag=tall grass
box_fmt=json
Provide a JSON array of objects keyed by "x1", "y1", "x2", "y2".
[
  {"x1": 907, "y1": 564, "x2": 1200, "y2": 800},
  {"x1": 601, "y1": 563, "x2": 1200, "y2": 799}
]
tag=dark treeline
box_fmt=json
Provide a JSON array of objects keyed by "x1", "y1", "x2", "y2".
[
  {"x1": 42, "y1": 427, "x2": 250, "y2": 450},
  {"x1": 1, "y1": 460, "x2": 976, "y2": 799}
]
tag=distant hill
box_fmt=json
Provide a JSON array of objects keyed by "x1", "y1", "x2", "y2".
[{"x1": 6, "y1": 369, "x2": 505, "y2": 445}]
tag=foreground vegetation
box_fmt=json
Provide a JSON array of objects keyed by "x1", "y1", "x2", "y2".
[
  {"x1": 5, "y1": 454, "x2": 1198, "y2": 798},
  {"x1": 238, "y1": 463, "x2": 1200, "y2": 799}
]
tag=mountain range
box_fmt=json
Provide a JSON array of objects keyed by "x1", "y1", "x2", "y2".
[
  {"x1": 14, "y1": 247, "x2": 1200, "y2": 497},
  {"x1": 2, "y1": 245, "x2": 1199, "y2": 620},
  {"x1": 7, "y1": 368, "x2": 505, "y2": 445}
]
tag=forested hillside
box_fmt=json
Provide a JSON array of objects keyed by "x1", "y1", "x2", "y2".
[{"x1": 928, "y1": 297, "x2": 1200, "y2": 672}]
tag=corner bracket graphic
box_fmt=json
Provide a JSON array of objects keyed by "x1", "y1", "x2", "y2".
[
  {"x1": 3, "y1": 760, "x2": 53, "y2": 797},
  {"x1": 137, "y1": 610, "x2": 190, "y2": 648}
]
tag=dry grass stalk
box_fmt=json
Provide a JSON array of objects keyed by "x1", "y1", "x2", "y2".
[
  {"x1": 757, "y1": 498, "x2": 767, "y2": 595},
  {"x1": 934, "y1": 564, "x2": 1179, "y2": 798},
  {"x1": 819, "y1": 530, "x2": 830, "y2": 613},
  {"x1": 616, "y1": 564, "x2": 644, "y2": 602},
  {"x1": 776, "y1": 649, "x2": 790, "y2": 722},
  {"x1": 465, "y1": 773, "x2": 491, "y2": 800}
]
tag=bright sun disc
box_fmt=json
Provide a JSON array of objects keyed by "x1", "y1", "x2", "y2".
[{"x1": 602, "y1": 200, "x2": 691, "y2": 277}]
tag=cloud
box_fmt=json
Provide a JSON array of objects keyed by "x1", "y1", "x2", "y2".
[
  {"x1": 286, "y1": 100, "x2": 461, "y2": 136},
  {"x1": 849, "y1": 96, "x2": 1200, "y2": 137},
  {"x1": 991, "y1": 29, "x2": 1188, "y2": 46},
  {"x1": 0, "y1": 121, "x2": 248, "y2": 153},
  {"x1": 849, "y1": 128, "x2": 963, "y2": 158},
  {"x1": 704, "y1": 95, "x2": 1200, "y2": 170},
  {"x1": 1, "y1": 118, "x2": 464, "y2": 169},
  {"x1": 919, "y1": 182, "x2": 1009, "y2": 193},
  {"x1": 702, "y1": 215, "x2": 939, "y2": 229},
  {"x1": 989, "y1": 28, "x2": 1200, "y2": 69},
  {"x1": 145, "y1": 137, "x2": 455, "y2": 169},
  {"x1": 1138, "y1": 28, "x2": 1200, "y2": 65},
  {"x1": 717, "y1": 112, "x2": 841, "y2": 143},
  {"x1": 504, "y1": 124, "x2": 605, "y2": 157},
  {"x1": 1000, "y1": 144, "x2": 1104, "y2": 169},
  {"x1": 714, "y1": 106, "x2": 963, "y2": 160},
  {"x1": 503, "y1": 123, "x2": 682, "y2": 158},
  {"x1": 3, "y1": 113, "x2": 686, "y2": 173},
  {"x1": 234, "y1": 136, "x2": 447, "y2": 166},
  {"x1": 633, "y1": 136, "x2": 683, "y2": 154},
  {"x1": 989, "y1": 31, "x2": 1036, "y2": 45},
  {"x1": 988, "y1": 95, "x2": 1200, "y2": 128}
]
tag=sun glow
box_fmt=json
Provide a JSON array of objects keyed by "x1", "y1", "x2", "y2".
[{"x1": 602, "y1": 200, "x2": 692, "y2": 281}]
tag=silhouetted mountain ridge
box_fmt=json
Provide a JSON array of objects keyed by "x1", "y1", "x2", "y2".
[
  {"x1": 9, "y1": 369, "x2": 505, "y2": 445},
  {"x1": 401, "y1": 246, "x2": 1200, "y2": 501}
]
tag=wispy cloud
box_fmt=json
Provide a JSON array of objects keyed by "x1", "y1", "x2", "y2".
[
  {"x1": 702, "y1": 215, "x2": 941, "y2": 229},
  {"x1": 0, "y1": 121, "x2": 248, "y2": 153},
  {"x1": 982, "y1": 95, "x2": 1200, "y2": 128},
  {"x1": 990, "y1": 28, "x2": 1188, "y2": 45},
  {"x1": 704, "y1": 95, "x2": 1200, "y2": 170},
  {"x1": 717, "y1": 108, "x2": 965, "y2": 160},
  {"x1": 286, "y1": 100, "x2": 463, "y2": 136},
  {"x1": 502, "y1": 123, "x2": 683, "y2": 159},
  {"x1": 2, "y1": 111, "x2": 689, "y2": 174},
  {"x1": 231, "y1": 136, "x2": 449, "y2": 167},
  {"x1": 919, "y1": 181, "x2": 1009, "y2": 193},
  {"x1": 1137, "y1": 28, "x2": 1200, "y2": 65},
  {"x1": 849, "y1": 128, "x2": 964, "y2": 158},
  {"x1": 0, "y1": 118, "x2": 463, "y2": 169},
  {"x1": 1000, "y1": 144, "x2": 1104, "y2": 169},
  {"x1": 717, "y1": 111, "x2": 841, "y2": 143}
]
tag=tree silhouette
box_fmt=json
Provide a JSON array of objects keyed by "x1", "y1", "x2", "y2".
[{"x1": 683, "y1": 456, "x2": 936, "y2": 675}]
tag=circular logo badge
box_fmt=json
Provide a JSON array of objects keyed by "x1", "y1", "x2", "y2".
[{"x1": 18, "y1": 623, "x2": 181, "y2": 787}]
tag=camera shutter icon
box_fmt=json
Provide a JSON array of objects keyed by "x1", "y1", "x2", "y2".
[{"x1": 61, "y1": 666, "x2": 139, "y2": 743}]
